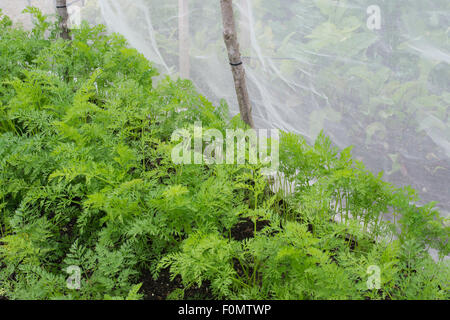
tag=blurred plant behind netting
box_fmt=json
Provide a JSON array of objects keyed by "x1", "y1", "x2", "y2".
[
  {"x1": 81, "y1": 0, "x2": 450, "y2": 215},
  {"x1": 1, "y1": 0, "x2": 449, "y2": 211}
]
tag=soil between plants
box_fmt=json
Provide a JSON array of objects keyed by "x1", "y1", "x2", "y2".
[
  {"x1": 139, "y1": 218, "x2": 271, "y2": 299},
  {"x1": 140, "y1": 268, "x2": 213, "y2": 300},
  {"x1": 230, "y1": 218, "x2": 271, "y2": 241}
]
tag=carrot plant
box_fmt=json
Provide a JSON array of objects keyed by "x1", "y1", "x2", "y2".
[{"x1": 0, "y1": 8, "x2": 448, "y2": 300}]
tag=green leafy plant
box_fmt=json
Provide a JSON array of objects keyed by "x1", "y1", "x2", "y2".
[{"x1": 0, "y1": 8, "x2": 448, "y2": 301}]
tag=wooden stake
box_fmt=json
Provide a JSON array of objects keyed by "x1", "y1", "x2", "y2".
[
  {"x1": 178, "y1": 0, "x2": 190, "y2": 79},
  {"x1": 56, "y1": 0, "x2": 71, "y2": 40},
  {"x1": 220, "y1": 0, "x2": 254, "y2": 128}
]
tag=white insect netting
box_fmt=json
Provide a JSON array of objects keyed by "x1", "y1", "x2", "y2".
[{"x1": 2, "y1": 0, "x2": 449, "y2": 216}]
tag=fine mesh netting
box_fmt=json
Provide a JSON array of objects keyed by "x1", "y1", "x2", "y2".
[{"x1": 2, "y1": 0, "x2": 449, "y2": 216}]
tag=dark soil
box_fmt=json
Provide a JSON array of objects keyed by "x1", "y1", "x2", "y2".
[
  {"x1": 139, "y1": 268, "x2": 213, "y2": 300},
  {"x1": 230, "y1": 218, "x2": 271, "y2": 241},
  {"x1": 138, "y1": 218, "x2": 273, "y2": 300},
  {"x1": 59, "y1": 217, "x2": 77, "y2": 239},
  {"x1": 232, "y1": 258, "x2": 263, "y2": 287},
  {"x1": 344, "y1": 234, "x2": 357, "y2": 251}
]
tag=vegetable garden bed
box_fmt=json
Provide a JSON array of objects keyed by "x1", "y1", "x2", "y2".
[{"x1": 0, "y1": 9, "x2": 448, "y2": 300}]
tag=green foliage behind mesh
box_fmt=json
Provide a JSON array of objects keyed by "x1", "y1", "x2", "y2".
[{"x1": 0, "y1": 8, "x2": 448, "y2": 300}]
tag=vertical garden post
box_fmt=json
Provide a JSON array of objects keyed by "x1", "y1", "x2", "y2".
[
  {"x1": 178, "y1": 0, "x2": 190, "y2": 79},
  {"x1": 220, "y1": 0, "x2": 255, "y2": 128},
  {"x1": 56, "y1": 0, "x2": 71, "y2": 40}
]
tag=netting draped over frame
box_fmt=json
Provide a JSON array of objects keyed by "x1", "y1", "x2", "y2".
[{"x1": 2, "y1": 0, "x2": 449, "y2": 215}]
